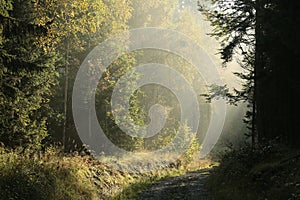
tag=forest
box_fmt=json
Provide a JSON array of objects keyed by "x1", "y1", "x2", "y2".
[{"x1": 0, "y1": 0, "x2": 299, "y2": 199}]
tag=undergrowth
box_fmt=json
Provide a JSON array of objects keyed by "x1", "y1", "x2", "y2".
[
  {"x1": 208, "y1": 142, "x2": 300, "y2": 200},
  {"x1": 0, "y1": 143, "x2": 210, "y2": 200}
]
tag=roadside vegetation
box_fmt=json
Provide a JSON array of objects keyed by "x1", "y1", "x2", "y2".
[
  {"x1": 0, "y1": 142, "x2": 212, "y2": 200},
  {"x1": 207, "y1": 142, "x2": 300, "y2": 200}
]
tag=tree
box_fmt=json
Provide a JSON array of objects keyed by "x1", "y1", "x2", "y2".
[
  {"x1": 256, "y1": 0, "x2": 300, "y2": 146},
  {"x1": 199, "y1": 0, "x2": 300, "y2": 147},
  {"x1": 127, "y1": 0, "x2": 211, "y2": 151},
  {"x1": 35, "y1": 0, "x2": 133, "y2": 150},
  {"x1": 0, "y1": 0, "x2": 59, "y2": 148},
  {"x1": 199, "y1": 0, "x2": 260, "y2": 147}
]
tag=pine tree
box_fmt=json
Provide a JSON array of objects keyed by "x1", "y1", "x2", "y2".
[
  {"x1": 0, "y1": 0, "x2": 59, "y2": 148},
  {"x1": 199, "y1": 0, "x2": 257, "y2": 146},
  {"x1": 199, "y1": 0, "x2": 300, "y2": 146}
]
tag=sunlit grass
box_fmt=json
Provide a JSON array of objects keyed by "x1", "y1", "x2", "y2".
[{"x1": 0, "y1": 145, "x2": 214, "y2": 200}]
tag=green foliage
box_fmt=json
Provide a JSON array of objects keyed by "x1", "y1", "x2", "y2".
[
  {"x1": 0, "y1": 0, "x2": 13, "y2": 18},
  {"x1": 0, "y1": 0, "x2": 59, "y2": 148},
  {"x1": 42, "y1": 0, "x2": 134, "y2": 148},
  {"x1": 96, "y1": 53, "x2": 146, "y2": 151},
  {"x1": 129, "y1": 0, "x2": 178, "y2": 28},
  {"x1": 0, "y1": 0, "x2": 13, "y2": 45},
  {"x1": 180, "y1": 136, "x2": 201, "y2": 166},
  {"x1": 126, "y1": 2, "x2": 210, "y2": 153}
]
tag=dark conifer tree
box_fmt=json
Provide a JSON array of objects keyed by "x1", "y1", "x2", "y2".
[
  {"x1": 199, "y1": 0, "x2": 300, "y2": 146},
  {"x1": 0, "y1": 0, "x2": 59, "y2": 148}
]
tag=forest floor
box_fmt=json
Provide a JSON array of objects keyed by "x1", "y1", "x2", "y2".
[
  {"x1": 207, "y1": 143, "x2": 300, "y2": 200},
  {"x1": 136, "y1": 168, "x2": 211, "y2": 200}
]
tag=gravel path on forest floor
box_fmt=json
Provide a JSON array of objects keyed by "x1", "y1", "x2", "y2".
[{"x1": 137, "y1": 169, "x2": 211, "y2": 200}]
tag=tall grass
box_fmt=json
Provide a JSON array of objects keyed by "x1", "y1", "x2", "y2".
[
  {"x1": 0, "y1": 147, "x2": 98, "y2": 199},
  {"x1": 0, "y1": 146, "x2": 143, "y2": 199},
  {"x1": 0, "y1": 144, "x2": 211, "y2": 200}
]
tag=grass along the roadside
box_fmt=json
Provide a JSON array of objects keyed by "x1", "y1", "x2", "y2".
[{"x1": 0, "y1": 145, "x2": 214, "y2": 200}]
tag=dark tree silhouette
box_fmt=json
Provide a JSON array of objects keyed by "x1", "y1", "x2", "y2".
[{"x1": 199, "y1": 0, "x2": 300, "y2": 147}]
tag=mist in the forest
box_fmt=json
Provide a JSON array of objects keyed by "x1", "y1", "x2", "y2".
[{"x1": 126, "y1": 0, "x2": 248, "y2": 151}]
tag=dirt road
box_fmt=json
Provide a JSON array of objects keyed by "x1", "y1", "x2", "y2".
[{"x1": 137, "y1": 169, "x2": 211, "y2": 200}]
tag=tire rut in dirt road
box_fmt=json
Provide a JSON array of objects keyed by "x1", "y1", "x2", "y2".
[{"x1": 137, "y1": 169, "x2": 211, "y2": 200}]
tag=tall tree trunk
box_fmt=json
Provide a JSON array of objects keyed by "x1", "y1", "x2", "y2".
[
  {"x1": 63, "y1": 42, "x2": 69, "y2": 150},
  {"x1": 253, "y1": 0, "x2": 261, "y2": 148}
]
